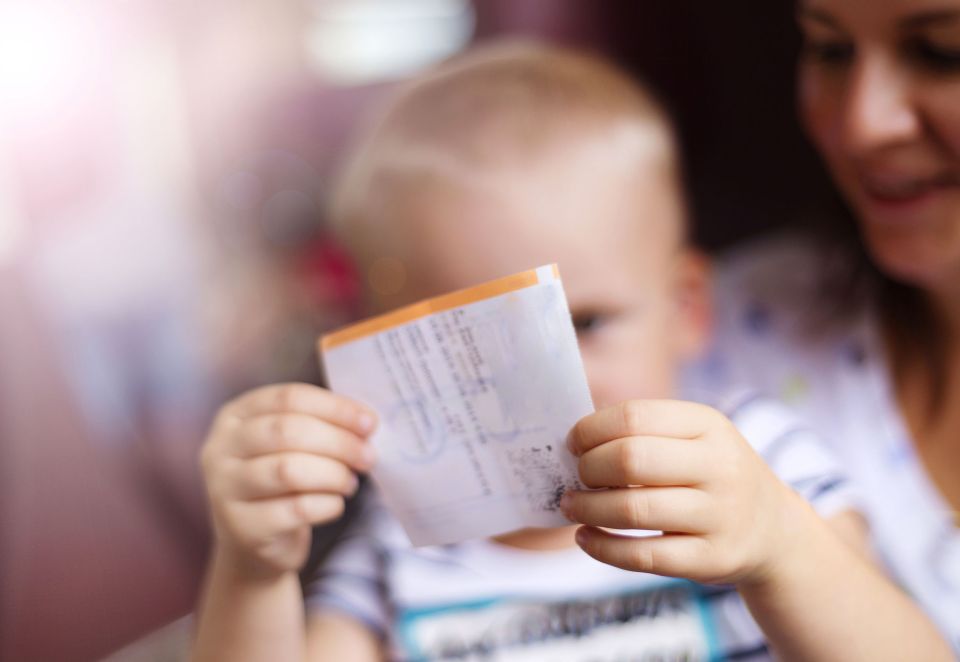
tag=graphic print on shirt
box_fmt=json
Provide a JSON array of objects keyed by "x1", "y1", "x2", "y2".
[{"x1": 395, "y1": 580, "x2": 721, "y2": 661}]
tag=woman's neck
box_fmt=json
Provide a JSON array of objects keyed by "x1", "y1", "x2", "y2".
[
  {"x1": 887, "y1": 284, "x2": 960, "y2": 518},
  {"x1": 880, "y1": 273, "x2": 960, "y2": 428}
]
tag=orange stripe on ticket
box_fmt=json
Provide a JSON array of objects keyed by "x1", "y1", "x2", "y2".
[{"x1": 321, "y1": 267, "x2": 549, "y2": 351}]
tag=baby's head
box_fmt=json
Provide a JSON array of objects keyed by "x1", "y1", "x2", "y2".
[{"x1": 332, "y1": 41, "x2": 710, "y2": 407}]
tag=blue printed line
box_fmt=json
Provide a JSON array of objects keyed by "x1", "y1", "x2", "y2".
[
  {"x1": 397, "y1": 596, "x2": 503, "y2": 660},
  {"x1": 726, "y1": 643, "x2": 771, "y2": 660},
  {"x1": 693, "y1": 584, "x2": 724, "y2": 662}
]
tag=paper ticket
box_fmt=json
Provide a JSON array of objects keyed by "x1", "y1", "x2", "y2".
[{"x1": 320, "y1": 264, "x2": 594, "y2": 546}]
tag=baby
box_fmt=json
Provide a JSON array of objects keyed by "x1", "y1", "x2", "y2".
[{"x1": 193, "y1": 42, "x2": 951, "y2": 661}]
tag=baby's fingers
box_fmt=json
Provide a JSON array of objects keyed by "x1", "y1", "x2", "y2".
[
  {"x1": 569, "y1": 400, "x2": 721, "y2": 455},
  {"x1": 577, "y1": 436, "x2": 710, "y2": 488},
  {"x1": 575, "y1": 527, "x2": 712, "y2": 578},
  {"x1": 240, "y1": 413, "x2": 375, "y2": 471},
  {"x1": 225, "y1": 383, "x2": 376, "y2": 436},
  {"x1": 561, "y1": 487, "x2": 711, "y2": 533},
  {"x1": 231, "y1": 453, "x2": 359, "y2": 500},
  {"x1": 229, "y1": 494, "x2": 346, "y2": 544}
]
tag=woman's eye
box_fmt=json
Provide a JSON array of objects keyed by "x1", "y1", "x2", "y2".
[
  {"x1": 802, "y1": 38, "x2": 855, "y2": 66},
  {"x1": 904, "y1": 37, "x2": 960, "y2": 73}
]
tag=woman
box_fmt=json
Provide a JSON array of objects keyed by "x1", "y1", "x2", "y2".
[{"x1": 693, "y1": 0, "x2": 960, "y2": 652}]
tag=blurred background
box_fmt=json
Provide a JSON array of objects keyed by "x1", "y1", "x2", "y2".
[{"x1": 0, "y1": 1, "x2": 840, "y2": 660}]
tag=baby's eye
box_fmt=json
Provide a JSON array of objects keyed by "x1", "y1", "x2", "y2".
[{"x1": 572, "y1": 313, "x2": 605, "y2": 338}]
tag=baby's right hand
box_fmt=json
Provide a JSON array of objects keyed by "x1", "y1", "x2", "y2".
[{"x1": 200, "y1": 383, "x2": 377, "y2": 577}]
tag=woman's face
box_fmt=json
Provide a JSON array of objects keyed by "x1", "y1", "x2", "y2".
[{"x1": 798, "y1": 0, "x2": 960, "y2": 290}]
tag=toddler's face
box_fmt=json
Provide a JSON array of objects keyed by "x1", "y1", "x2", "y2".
[{"x1": 364, "y1": 152, "x2": 711, "y2": 409}]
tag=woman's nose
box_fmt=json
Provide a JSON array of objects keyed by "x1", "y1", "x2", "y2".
[{"x1": 842, "y1": 53, "x2": 922, "y2": 155}]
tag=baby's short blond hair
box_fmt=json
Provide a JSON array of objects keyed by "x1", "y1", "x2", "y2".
[{"x1": 331, "y1": 40, "x2": 681, "y2": 262}]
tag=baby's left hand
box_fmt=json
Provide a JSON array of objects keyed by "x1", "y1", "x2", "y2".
[{"x1": 561, "y1": 400, "x2": 809, "y2": 586}]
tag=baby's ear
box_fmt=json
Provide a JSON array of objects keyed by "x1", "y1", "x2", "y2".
[{"x1": 672, "y1": 248, "x2": 713, "y2": 360}]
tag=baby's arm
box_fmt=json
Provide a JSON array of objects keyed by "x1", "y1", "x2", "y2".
[
  {"x1": 736, "y1": 505, "x2": 949, "y2": 662},
  {"x1": 191, "y1": 383, "x2": 380, "y2": 662},
  {"x1": 562, "y1": 400, "x2": 953, "y2": 662}
]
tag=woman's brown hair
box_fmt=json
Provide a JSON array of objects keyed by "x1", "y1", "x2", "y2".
[{"x1": 814, "y1": 201, "x2": 950, "y2": 420}]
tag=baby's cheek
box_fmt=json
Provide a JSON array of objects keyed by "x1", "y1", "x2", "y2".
[{"x1": 583, "y1": 347, "x2": 676, "y2": 410}]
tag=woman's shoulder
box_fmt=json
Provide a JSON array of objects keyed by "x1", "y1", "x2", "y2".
[
  {"x1": 713, "y1": 232, "x2": 825, "y2": 325},
  {"x1": 690, "y1": 231, "x2": 878, "y2": 427},
  {"x1": 709, "y1": 231, "x2": 869, "y2": 350}
]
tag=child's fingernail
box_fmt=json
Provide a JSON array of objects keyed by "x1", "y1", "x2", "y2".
[
  {"x1": 362, "y1": 444, "x2": 378, "y2": 466},
  {"x1": 559, "y1": 492, "x2": 572, "y2": 515},
  {"x1": 358, "y1": 412, "x2": 376, "y2": 434},
  {"x1": 565, "y1": 430, "x2": 577, "y2": 455}
]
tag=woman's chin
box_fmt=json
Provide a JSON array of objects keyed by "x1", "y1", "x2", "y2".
[
  {"x1": 863, "y1": 227, "x2": 960, "y2": 290},
  {"x1": 849, "y1": 180, "x2": 960, "y2": 283}
]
